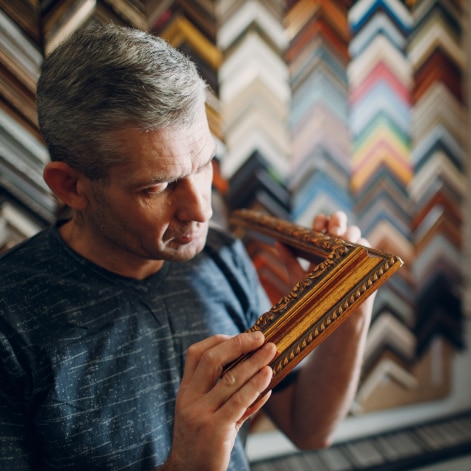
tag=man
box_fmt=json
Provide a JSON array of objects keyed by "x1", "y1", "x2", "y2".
[{"x1": 0, "y1": 25, "x2": 373, "y2": 470}]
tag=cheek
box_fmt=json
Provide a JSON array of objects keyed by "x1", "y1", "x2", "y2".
[{"x1": 138, "y1": 198, "x2": 173, "y2": 227}]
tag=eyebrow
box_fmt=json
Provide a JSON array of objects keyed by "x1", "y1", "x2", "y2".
[{"x1": 136, "y1": 146, "x2": 218, "y2": 188}]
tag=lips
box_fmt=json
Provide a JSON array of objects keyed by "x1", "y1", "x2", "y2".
[
  {"x1": 175, "y1": 233, "x2": 197, "y2": 243},
  {"x1": 171, "y1": 225, "x2": 205, "y2": 244}
]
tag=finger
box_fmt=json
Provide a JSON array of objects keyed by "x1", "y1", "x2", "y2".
[
  {"x1": 238, "y1": 389, "x2": 272, "y2": 425},
  {"x1": 215, "y1": 342, "x2": 276, "y2": 407},
  {"x1": 328, "y1": 211, "x2": 347, "y2": 236},
  {"x1": 189, "y1": 331, "x2": 267, "y2": 395},
  {"x1": 312, "y1": 213, "x2": 329, "y2": 232},
  {"x1": 218, "y1": 363, "x2": 274, "y2": 427},
  {"x1": 180, "y1": 334, "x2": 232, "y2": 394},
  {"x1": 343, "y1": 224, "x2": 362, "y2": 244}
]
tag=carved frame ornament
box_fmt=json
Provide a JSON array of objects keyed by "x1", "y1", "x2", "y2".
[{"x1": 226, "y1": 209, "x2": 404, "y2": 396}]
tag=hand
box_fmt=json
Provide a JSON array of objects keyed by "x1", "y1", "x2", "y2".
[
  {"x1": 277, "y1": 211, "x2": 374, "y2": 328},
  {"x1": 314, "y1": 211, "x2": 375, "y2": 329},
  {"x1": 162, "y1": 332, "x2": 276, "y2": 471},
  {"x1": 312, "y1": 210, "x2": 364, "y2": 243},
  {"x1": 277, "y1": 211, "x2": 366, "y2": 277}
]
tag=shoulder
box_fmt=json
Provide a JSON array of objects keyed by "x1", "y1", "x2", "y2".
[
  {"x1": 204, "y1": 222, "x2": 252, "y2": 271},
  {"x1": 205, "y1": 221, "x2": 238, "y2": 248},
  {"x1": 201, "y1": 223, "x2": 268, "y2": 309},
  {"x1": 0, "y1": 225, "x2": 68, "y2": 327},
  {"x1": 0, "y1": 227, "x2": 54, "y2": 275},
  {"x1": 189, "y1": 223, "x2": 270, "y2": 331}
]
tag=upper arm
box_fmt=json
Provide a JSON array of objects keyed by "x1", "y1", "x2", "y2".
[
  {"x1": 0, "y1": 391, "x2": 35, "y2": 470},
  {"x1": 0, "y1": 324, "x2": 35, "y2": 470}
]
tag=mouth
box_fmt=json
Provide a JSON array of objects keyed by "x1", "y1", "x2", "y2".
[{"x1": 171, "y1": 225, "x2": 205, "y2": 244}]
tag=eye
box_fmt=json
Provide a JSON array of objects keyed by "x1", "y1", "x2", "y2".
[
  {"x1": 202, "y1": 157, "x2": 215, "y2": 171},
  {"x1": 144, "y1": 180, "x2": 177, "y2": 195},
  {"x1": 193, "y1": 158, "x2": 214, "y2": 178}
]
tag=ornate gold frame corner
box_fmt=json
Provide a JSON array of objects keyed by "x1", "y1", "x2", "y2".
[{"x1": 226, "y1": 209, "x2": 404, "y2": 394}]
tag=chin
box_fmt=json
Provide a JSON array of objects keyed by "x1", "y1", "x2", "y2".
[{"x1": 165, "y1": 240, "x2": 206, "y2": 262}]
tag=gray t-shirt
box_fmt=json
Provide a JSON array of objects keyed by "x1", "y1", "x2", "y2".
[{"x1": 0, "y1": 222, "x2": 270, "y2": 470}]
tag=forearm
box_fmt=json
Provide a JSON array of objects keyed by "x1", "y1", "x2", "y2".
[
  {"x1": 265, "y1": 210, "x2": 375, "y2": 450},
  {"x1": 289, "y1": 307, "x2": 371, "y2": 448},
  {"x1": 265, "y1": 302, "x2": 372, "y2": 449}
]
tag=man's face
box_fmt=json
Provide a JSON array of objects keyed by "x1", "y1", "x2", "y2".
[{"x1": 82, "y1": 115, "x2": 216, "y2": 271}]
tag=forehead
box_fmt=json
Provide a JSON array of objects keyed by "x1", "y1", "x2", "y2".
[{"x1": 111, "y1": 119, "x2": 215, "y2": 181}]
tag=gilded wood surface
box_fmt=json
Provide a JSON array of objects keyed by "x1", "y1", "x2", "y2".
[{"x1": 225, "y1": 209, "x2": 404, "y2": 395}]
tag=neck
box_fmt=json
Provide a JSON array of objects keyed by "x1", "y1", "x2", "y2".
[{"x1": 58, "y1": 220, "x2": 164, "y2": 280}]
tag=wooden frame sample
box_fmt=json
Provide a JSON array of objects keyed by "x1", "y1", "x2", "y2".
[{"x1": 226, "y1": 209, "x2": 404, "y2": 395}]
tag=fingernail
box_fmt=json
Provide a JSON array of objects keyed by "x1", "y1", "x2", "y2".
[{"x1": 250, "y1": 330, "x2": 264, "y2": 341}]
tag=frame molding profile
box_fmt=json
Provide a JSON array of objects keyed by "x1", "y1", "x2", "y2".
[{"x1": 226, "y1": 209, "x2": 404, "y2": 395}]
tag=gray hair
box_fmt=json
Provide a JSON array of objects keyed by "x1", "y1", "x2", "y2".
[{"x1": 36, "y1": 24, "x2": 207, "y2": 179}]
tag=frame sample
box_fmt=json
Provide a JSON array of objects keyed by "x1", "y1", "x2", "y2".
[{"x1": 225, "y1": 209, "x2": 404, "y2": 395}]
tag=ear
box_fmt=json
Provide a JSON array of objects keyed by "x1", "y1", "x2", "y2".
[{"x1": 43, "y1": 162, "x2": 89, "y2": 211}]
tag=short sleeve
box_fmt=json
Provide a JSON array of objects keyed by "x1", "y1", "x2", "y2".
[{"x1": 0, "y1": 321, "x2": 36, "y2": 470}]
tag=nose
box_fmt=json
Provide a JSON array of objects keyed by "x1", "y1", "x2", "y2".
[{"x1": 175, "y1": 176, "x2": 213, "y2": 223}]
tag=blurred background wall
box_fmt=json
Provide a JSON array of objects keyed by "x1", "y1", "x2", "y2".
[{"x1": 1, "y1": 0, "x2": 470, "y2": 462}]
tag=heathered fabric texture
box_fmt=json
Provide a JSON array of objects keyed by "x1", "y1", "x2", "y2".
[{"x1": 0, "y1": 223, "x2": 269, "y2": 470}]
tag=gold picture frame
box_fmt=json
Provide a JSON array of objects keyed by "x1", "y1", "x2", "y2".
[{"x1": 226, "y1": 209, "x2": 404, "y2": 395}]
